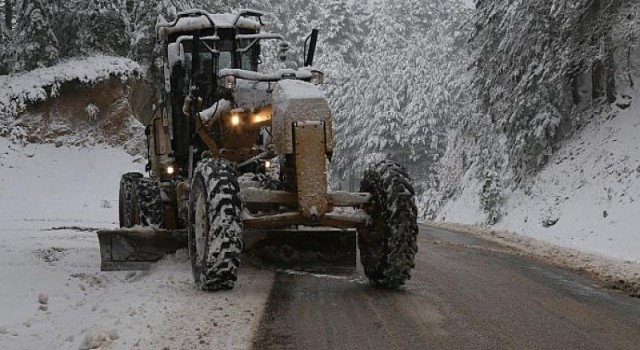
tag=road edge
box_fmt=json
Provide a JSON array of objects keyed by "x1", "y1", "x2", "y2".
[{"x1": 421, "y1": 221, "x2": 640, "y2": 298}]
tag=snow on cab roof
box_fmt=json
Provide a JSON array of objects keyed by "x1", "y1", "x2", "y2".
[{"x1": 157, "y1": 10, "x2": 261, "y2": 40}]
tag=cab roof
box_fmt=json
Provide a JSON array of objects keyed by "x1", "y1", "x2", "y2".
[{"x1": 157, "y1": 11, "x2": 261, "y2": 41}]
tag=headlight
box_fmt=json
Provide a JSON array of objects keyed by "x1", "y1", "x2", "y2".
[
  {"x1": 166, "y1": 164, "x2": 175, "y2": 175},
  {"x1": 230, "y1": 113, "x2": 241, "y2": 126},
  {"x1": 252, "y1": 111, "x2": 271, "y2": 124},
  {"x1": 223, "y1": 75, "x2": 236, "y2": 90},
  {"x1": 265, "y1": 160, "x2": 271, "y2": 169},
  {"x1": 310, "y1": 70, "x2": 324, "y2": 85},
  {"x1": 250, "y1": 106, "x2": 273, "y2": 126}
]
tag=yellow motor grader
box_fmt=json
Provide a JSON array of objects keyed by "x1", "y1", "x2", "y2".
[{"x1": 97, "y1": 9, "x2": 418, "y2": 291}]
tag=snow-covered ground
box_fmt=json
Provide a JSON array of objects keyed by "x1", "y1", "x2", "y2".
[
  {"x1": 438, "y1": 92, "x2": 640, "y2": 264},
  {"x1": 0, "y1": 138, "x2": 273, "y2": 349}
]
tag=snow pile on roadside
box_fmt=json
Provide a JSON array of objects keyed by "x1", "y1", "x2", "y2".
[
  {"x1": 0, "y1": 139, "x2": 273, "y2": 350},
  {"x1": 437, "y1": 90, "x2": 640, "y2": 264},
  {"x1": 0, "y1": 55, "x2": 142, "y2": 125}
]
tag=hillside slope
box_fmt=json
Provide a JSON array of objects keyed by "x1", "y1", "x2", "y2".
[{"x1": 437, "y1": 89, "x2": 640, "y2": 263}]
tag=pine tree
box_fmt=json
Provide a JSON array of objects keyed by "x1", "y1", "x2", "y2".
[
  {"x1": 318, "y1": 0, "x2": 362, "y2": 65},
  {"x1": 469, "y1": 0, "x2": 630, "y2": 184},
  {"x1": 0, "y1": 21, "x2": 7, "y2": 74},
  {"x1": 0, "y1": 0, "x2": 13, "y2": 31},
  {"x1": 330, "y1": 0, "x2": 472, "y2": 207},
  {"x1": 71, "y1": 0, "x2": 130, "y2": 56},
  {"x1": 6, "y1": 0, "x2": 59, "y2": 72}
]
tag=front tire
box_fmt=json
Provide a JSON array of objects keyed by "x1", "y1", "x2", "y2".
[
  {"x1": 188, "y1": 158, "x2": 243, "y2": 291},
  {"x1": 358, "y1": 160, "x2": 418, "y2": 288}
]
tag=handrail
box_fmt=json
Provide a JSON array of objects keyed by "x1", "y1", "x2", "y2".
[
  {"x1": 233, "y1": 9, "x2": 264, "y2": 27},
  {"x1": 156, "y1": 10, "x2": 217, "y2": 40},
  {"x1": 236, "y1": 33, "x2": 285, "y2": 54}
]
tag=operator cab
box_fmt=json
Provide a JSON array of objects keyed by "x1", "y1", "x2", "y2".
[
  {"x1": 158, "y1": 13, "x2": 263, "y2": 175},
  {"x1": 164, "y1": 18, "x2": 260, "y2": 105}
]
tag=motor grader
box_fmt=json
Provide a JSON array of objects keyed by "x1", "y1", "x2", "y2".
[{"x1": 97, "y1": 9, "x2": 418, "y2": 291}]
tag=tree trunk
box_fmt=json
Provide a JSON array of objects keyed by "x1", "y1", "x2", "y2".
[
  {"x1": 4, "y1": 0, "x2": 11, "y2": 30},
  {"x1": 570, "y1": 62, "x2": 583, "y2": 105},
  {"x1": 604, "y1": 35, "x2": 617, "y2": 103},
  {"x1": 592, "y1": 58, "x2": 604, "y2": 101},
  {"x1": 589, "y1": 0, "x2": 618, "y2": 103}
]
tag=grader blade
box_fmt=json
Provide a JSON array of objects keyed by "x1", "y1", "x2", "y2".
[
  {"x1": 243, "y1": 229, "x2": 356, "y2": 271},
  {"x1": 97, "y1": 229, "x2": 187, "y2": 271}
]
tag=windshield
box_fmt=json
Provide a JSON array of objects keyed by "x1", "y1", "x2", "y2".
[
  {"x1": 216, "y1": 49, "x2": 257, "y2": 71},
  {"x1": 216, "y1": 39, "x2": 258, "y2": 71},
  {"x1": 180, "y1": 39, "x2": 216, "y2": 82},
  {"x1": 237, "y1": 38, "x2": 259, "y2": 71},
  {"x1": 176, "y1": 37, "x2": 259, "y2": 93},
  {"x1": 219, "y1": 51, "x2": 233, "y2": 70},
  {"x1": 182, "y1": 52, "x2": 214, "y2": 77}
]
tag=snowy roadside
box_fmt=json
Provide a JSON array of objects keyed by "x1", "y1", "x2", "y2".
[
  {"x1": 0, "y1": 139, "x2": 274, "y2": 349},
  {"x1": 437, "y1": 88, "x2": 640, "y2": 270},
  {"x1": 423, "y1": 221, "x2": 640, "y2": 298}
]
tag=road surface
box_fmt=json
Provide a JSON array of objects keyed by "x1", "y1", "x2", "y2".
[{"x1": 251, "y1": 225, "x2": 640, "y2": 350}]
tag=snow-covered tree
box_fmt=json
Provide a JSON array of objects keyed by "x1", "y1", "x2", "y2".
[
  {"x1": 611, "y1": 2, "x2": 640, "y2": 90},
  {"x1": 318, "y1": 0, "x2": 363, "y2": 66},
  {"x1": 432, "y1": 0, "x2": 640, "y2": 223},
  {"x1": 0, "y1": 0, "x2": 12, "y2": 73},
  {"x1": 73, "y1": 0, "x2": 130, "y2": 57},
  {"x1": 470, "y1": 0, "x2": 631, "y2": 181},
  {"x1": 328, "y1": 0, "x2": 472, "y2": 219},
  {"x1": 5, "y1": 0, "x2": 59, "y2": 72}
]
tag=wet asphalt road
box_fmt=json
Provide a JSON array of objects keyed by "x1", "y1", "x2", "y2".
[{"x1": 251, "y1": 225, "x2": 640, "y2": 350}]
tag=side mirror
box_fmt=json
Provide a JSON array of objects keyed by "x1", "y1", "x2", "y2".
[{"x1": 278, "y1": 41, "x2": 290, "y2": 62}]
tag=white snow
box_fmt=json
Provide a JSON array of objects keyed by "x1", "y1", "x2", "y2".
[
  {"x1": 438, "y1": 91, "x2": 640, "y2": 264},
  {"x1": 275, "y1": 79, "x2": 324, "y2": 99},
  {"x1": 199, "y1": 99, "x2": 233, "y2": 123},
  {"x1": 461, "y1": 0, "x2": 475, "y2": 8},
  {"x1": 157, "y1": 12, "x2": 260, "y2": 40},
  {"x1": 0, "y1": 138, "x2": 273, "y2": 349},
  {"x1": 218, "y1": 68, "x2": 313, "y2": 82}
]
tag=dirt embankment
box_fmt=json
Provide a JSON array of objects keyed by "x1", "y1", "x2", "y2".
[{"x1": 11, "y1": 76, "x2": 154, "y2": 156}]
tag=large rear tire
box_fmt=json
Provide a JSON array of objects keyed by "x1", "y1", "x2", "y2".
[
  {"x1": 358, "y1": 160, "x2": 418, "y2": 288},
  {"x1": 188, "y1": 158, "x2": 243, "y2": 291},
  {"x1": 119, "y1": 172, "x2": 143, "y2": 228}
]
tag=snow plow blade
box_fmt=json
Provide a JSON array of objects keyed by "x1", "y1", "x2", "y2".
[
  {"x1": 97, "y1": 228, "x2": 356, "y2": 271},
  {"x1": 97, "y1": 228, "x2": 187, "y2": 271},
  {"x1": 243, "y1": 229, "x2": 357, "y2": 271}
]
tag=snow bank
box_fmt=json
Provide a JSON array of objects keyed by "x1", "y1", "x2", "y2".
[
  {"x1": 0, "y1": 139, "x2": 273, "y2": 349},
  {"x1": 0, "y1": 56, "x2": 142, "y2": 125},
  {"x1": 438, "y1": 91, "x2": 640, "y2": 263}
]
